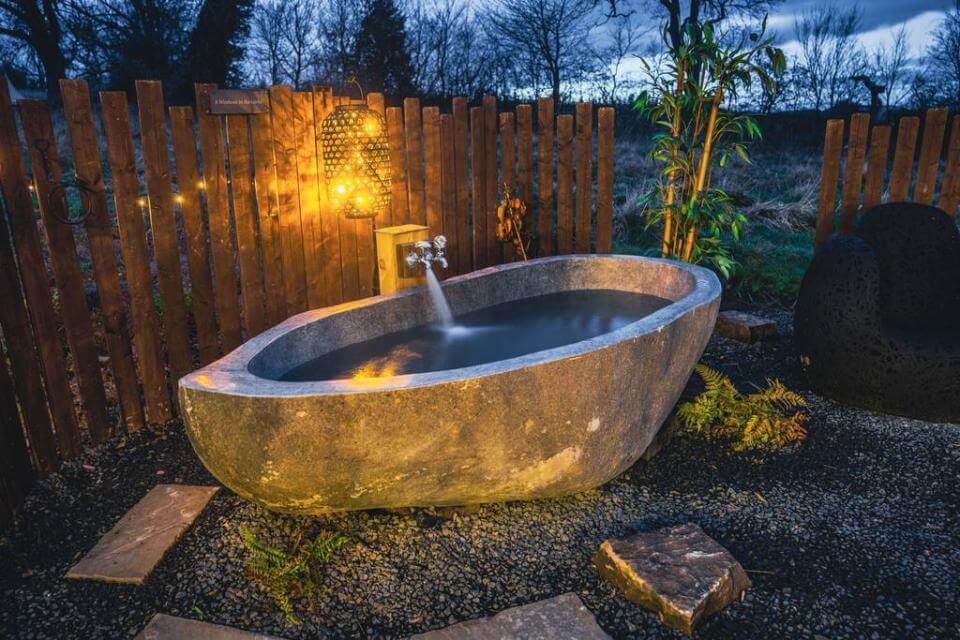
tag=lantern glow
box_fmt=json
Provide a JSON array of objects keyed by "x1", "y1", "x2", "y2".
[{"x1": 320, "y1": 104, "x2": 391, "y2": 219}]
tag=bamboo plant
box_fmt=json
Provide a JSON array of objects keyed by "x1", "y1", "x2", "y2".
[{"x1": 635, "y1": 19, "x2": 785, "y2": 277}]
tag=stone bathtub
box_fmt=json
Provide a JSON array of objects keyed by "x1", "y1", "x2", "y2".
[{"x1": 179, "y1": 255, "x2": 721, "y2": 513}]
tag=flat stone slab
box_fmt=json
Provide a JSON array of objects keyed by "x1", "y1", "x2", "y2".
[
  {"x1": 715, "y1": 310, "x2": 777, "y2": 342},
  {"x1": 135, "y1": 614, "x2": 282, "y2": 639},
  {"x1": 410, "y1": 593, "x2": 611, "y2": 639},
  {"x1": 594, "y1": 523, "x2": 750, "y2": 635},
  {"x1": 67, "y1": 484, "x2": 218, "y2": 584}
]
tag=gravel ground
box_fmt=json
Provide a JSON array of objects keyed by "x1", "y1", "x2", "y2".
[{"x1": 2, "y1": 307, "x2": 958, "y2": 639}]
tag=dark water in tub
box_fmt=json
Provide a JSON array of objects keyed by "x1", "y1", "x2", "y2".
[{"x1": 279, "y1": 289, "x2": 671, "y2": 381}]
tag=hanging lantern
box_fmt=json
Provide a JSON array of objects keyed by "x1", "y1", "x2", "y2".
[{"x1": 320, "y1": 104, "x2": 391, "y2": 219}]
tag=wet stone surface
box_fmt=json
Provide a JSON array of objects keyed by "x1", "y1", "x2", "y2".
[{"x1": 594, "y1": 522, "x2": 750, "y2": 634}]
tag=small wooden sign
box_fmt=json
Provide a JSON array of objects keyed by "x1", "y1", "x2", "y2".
[{"x1": 208, "y1": 89, "x2": 268, "y2": 115}]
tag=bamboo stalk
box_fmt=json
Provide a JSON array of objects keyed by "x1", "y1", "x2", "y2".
[
  {"x1": 662, "y1": 63, "x2": 685, "y2": 257},
  {"x1": 684, "y1": 88, "x2": 724, "y2": 262}
]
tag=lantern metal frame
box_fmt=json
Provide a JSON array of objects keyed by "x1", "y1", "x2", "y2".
[{"x1": 319, "y1": 103, "x2": 391, "y2": 220}]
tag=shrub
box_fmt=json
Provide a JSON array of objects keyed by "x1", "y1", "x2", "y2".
[
  {"x1": 675, "y1": 364, "x2": 808, "y2": 451},
  {"x1": 241, "y1": 526, "x2": 348, "y2": 624}
]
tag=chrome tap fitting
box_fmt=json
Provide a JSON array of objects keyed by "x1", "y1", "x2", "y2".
[{"x1": 405, "y1": 235, "x2": 448, "y2": 271}]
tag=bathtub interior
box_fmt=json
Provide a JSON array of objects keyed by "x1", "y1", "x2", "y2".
[{"x1": 247, "y1": 256, "x2": 696, "y2": 381}]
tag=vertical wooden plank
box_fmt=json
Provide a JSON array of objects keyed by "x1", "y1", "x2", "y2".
[
  {"x1": 169, "y1": 106, "x2": 221, "y2": 364},
  {"x1": 195, "y1": 83, "x2": 243, "y2": 351},
  {"x1": 0, "y1": 93, "x2": 81, "y2": 457},
  {"x1": 938, "y1": 116, "x2": 960, "y2": 218},
  {"x1": 0, "y1": 207, "x2": 58, "y2": 472},
  {"x1": 312, "y1": 89, "x2": 348, "y2": 305},
  {"x1": 0, "y1": 350, "x2": 32, "y2": 495},
  {"x1": 249, "y1": 111, "x2": 287, "y2": 326},
  {"x1": 914, "y1": 108, "x2": 948, "y2": 205},
  {"x1": 404, "y1": 98, "x2": 426, "y2": 225},
  {"x1": 500, "y1": 112, "x2": 516, "y2": 262},
  {"x1": 575, "y1": 103, "x2": 593, "y2": 253},
  {"x1": 470, "y1": 106, "x2": 486, "y2": 268},
  {"x1": 268, "y1": 85, "x2": 308, "y2": 314},
  {"x1": 386, "y1": 107, "x2": 408, "y2": 226},
  {"x1": 537, "y1": 98, "x2": 555, "y2": 257},
  {"x1": 60, "y1": 79, "x2": 145, "y2": 432},
  {"x1": 483, "y1": 96, "x2": 499, "y2": 265},
  {"x1": 225, "y1": 115, "x2": 267, "y2": 336},
  {"x1": 135, "y1": 81, "x2": 194, "y2": 379},
  {"x1": 357, "y1": 93, "x2": 384, "y2": 297},
  {"x1": 293, "y1": 91, "x2": 329, "y2": 308},
  {"x1": 815, "y1": 119, "x2": 845, "y2": 249},
  {"x1": 440, "y1": 113, "x2": 458, "y2": 272},
  {"x1": 423, "y1": 106, "x2": 443, "y2": 238},
  {"x1": 861, "y1": 125, "x2": 891, "y2": 213},
  {"x1": 100, "y1": 91, "x2": 172, "y2": 423},
  {"x1": 556, "y1": 114, "x2": 574, "y2": 255},
  {"x1": 838, "y1": 112, "x2": 870, "y2": 234},
  {"x1": 596, "y1": 107, "x2": 615, "y2": 254},
  {"x1": 452, "y1": 97, "x2": 470, "y2": 274},
  {"x1": 20, "y1": 100, "x2": 112, "y2": 442},
  {"x1": 516, "y1": 104, "x2": 534, "y2": 234},
  {"x1": 888, "y1": 116, "x2": 920, "y2": 203}
]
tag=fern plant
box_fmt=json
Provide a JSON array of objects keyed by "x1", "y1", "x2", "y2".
[
  {"x1": 241, "y1": 526, "x2": 348, "y2": 625},
  {"x1": 675, "y1": 364, "x2": 808, "y2": 451}
]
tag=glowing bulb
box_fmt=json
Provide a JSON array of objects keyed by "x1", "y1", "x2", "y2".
[
  {"x1": 197, "y1": 181, "x2": 205, "y2": 190},
  {"x1": 137, "y1": 197, "x2": 146, "y2": 207},
  {"x1": 174, "y1": 195, "x2": 183, "y2": 204},
  {"x1": 336, "y1": 184, "x2": 346, "y2": 195}
]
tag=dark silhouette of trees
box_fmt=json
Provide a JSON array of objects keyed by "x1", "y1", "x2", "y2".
[
  {"x1": 354, "y1": 0, "x2": 414, "y2": 97},
  {"x1": 183, "y1": 0, "x2": 253, "y2": 92},
  {"x1": 0, "y1": 0, "x2": 68, "y2": 101}
]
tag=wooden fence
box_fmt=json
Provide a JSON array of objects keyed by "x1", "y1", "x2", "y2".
[
  {"x1": 0, "y1": 79, "x2": 615, "y2": 525},
  {"x1": 815, "y1": 107, "x2": 960, "y2": 248}
]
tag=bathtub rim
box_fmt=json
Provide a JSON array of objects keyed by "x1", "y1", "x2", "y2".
[{"x1": 179, "y1": 254, "x2": 721, "y2": 397}]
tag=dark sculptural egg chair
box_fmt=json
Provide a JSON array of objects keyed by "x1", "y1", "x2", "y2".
[{"x1": 794, "y1": 202, "x2": 960, "y2": 423}]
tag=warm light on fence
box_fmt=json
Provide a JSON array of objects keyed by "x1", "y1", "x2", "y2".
[{"x1": 319, "y1": 104, "x2": 390, "y2": 219}]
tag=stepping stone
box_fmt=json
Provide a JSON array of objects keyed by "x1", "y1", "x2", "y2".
[
  {"x1": 135, "y1": 614, "x2": 282, "y2": 639},
  {"x1": 410, "y1": 593, "x2": 611, "y2": 639},
  {"x1": 594, "y1": 523, "x2": 750, "y2": 635},
  {"x1": 67, "y1": 484, "x2": 218, "y2": 584},
  {"x1": 715, "y1": 311, "x2": 777, "y2": 342}
]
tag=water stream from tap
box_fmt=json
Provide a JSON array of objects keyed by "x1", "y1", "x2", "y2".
[{"x1": 424, "y1": 267, "x2": 454, "y2": 327}]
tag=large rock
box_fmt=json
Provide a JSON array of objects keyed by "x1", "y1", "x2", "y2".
[
  {"x1": 135, "y1": 614, "x2": 281, "y2": 639},
  {"x1": 594, "y1": 523, "x2": 750, "y2": 635},
  {"x1": 409, "y1": 593, "x2": 611, "y2": 639}
]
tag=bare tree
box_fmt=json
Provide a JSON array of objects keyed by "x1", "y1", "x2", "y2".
[
  {"x1": 278, "y1": 0, "x2": 317, "y2": 89},
  {"x1": 0, "y1": 0, "x2": 68, "y2": 101},
  {"x1": 484, "y1": 0, "x2": 598, "y2": 103},
  {"x1": 869, "y1": 23, "x2": 909, "y2": 112},
  {"x1": 929, "y1": 0, "x2": 960, "y2": 104},
  {"x1": 594, "y1": 13, "x2": 648, "y2": 103},
  {"x1": 249, "y1": 0, "x2": 286, "y2": 85},
  {"x1": 316, "y1": 0, "x2": 359, "y2": 88},
  {"x1": 793, "y1": 4, "x2": 864, "y2": 112},
  {"x1": 654, "y1": 0, "x2": 781, "y2": 57}
]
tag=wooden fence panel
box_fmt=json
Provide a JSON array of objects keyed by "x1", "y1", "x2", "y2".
[
  {"x1": 423, "y1": 106, "x2": 444, "y2": 238},
  {"x1": 838, "y1": 112, "x2": 869, "y2": 234},
  {"x1": 888, "y1": 116, "x2": 920, "y2": 203},
  {"x1": 100, "y1": 91, "x2": 172, "y2": 423},
  {"x1": 225, "y1": 115, "x2": 267, "y2": 336},
  {"x1": 359, "y1": 93, "x2": 384, "y2": 297},
  {"x1": 386, "y1": 107, "x2": 408, "y2": 226},
  {"x1": 20, "y1": 100, "x2": 111, "y2": 442},
  {"x1": 269, "y1": 86, "x2": 308, "y2": 314},
  {"x1": 60, "y1": 79, "x2": 145, "y2": 432},
  {"x1": 404, "y1": 98, "x2": 426, "y2": 225},
  {"x1": 537, "y1": 98, "x2": 555, "y2": 257},
  {"x1": 169, "y1": 106, "x2": 221, "y2": 364},
  {"x1": 470, "y1": 106, "x2": 486, "y2": 268},
  {"x1": 136, "y1": 81, "x2": 194, "y2": 379},
  {"x1": 294, "y1": 91, "x2": 330, "y2": 308},
  {"x1": 0, "y1": 352, "x2": 31, "y2": 510},
  {"x1": 815, "y1": 119, "x2": 845, "y2": 249},
  {"x1": 500, "y1": 112, "x2": 516, "y2": 261},
  {"x1": 195, "y1": 84, "x2": 243, "y2": 351},
  {"x1": 318, "y1": 91, "x2": 353, "y2": 305},
  {"x1": 452, "y1": 98, "x2": 471, "y2": 274},
  {"x1": 575, "y1": 103, "x2": 593, "y2": 253},
  {"x1": 914, "y1": 108, "x2": 948, "y2": 205},
  {"x1": 0, "y1": 206, "x2": 58, "y2": 472},
  {"x1": 939, "y1": 116, "x2": 960, "y2": 218},
  {"x1": 483, "y1": 96, "x2": 499, "y2": 266},
  {"x1": 596, "y1": 107, "x2": 615, "y2": 253},
  {"x1": 249, "y1": 111, "x2": 287, "y2": 326},
  {"x1": 556, "y1": 114, "x2": 574, "y2": 255},
  {"x1": 516, "y1": 104, "x2": 534, "y2": 218},
  {"x1": 862, "y1": 124, "x2": 891, "y2": 213}
]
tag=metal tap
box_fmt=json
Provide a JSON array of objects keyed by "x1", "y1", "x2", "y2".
[{"x1": 405, "y1": 235, "x2": 448, "y2": 271}]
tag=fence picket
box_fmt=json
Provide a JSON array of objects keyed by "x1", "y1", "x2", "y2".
[
  {"x1": 100, "y1": 91, "x2": 172, "y2": 423},
  {"x1": 20, "y1": 100, "x2": 112, "y2": 442},
  {"x1": 470, "y1": 106, "x2": 486, "y2": 268},
  {"x1": 60, "y1": 79, "x2": 145, "y2": 432},
  {"x1": 225, "y1": 115, "x2": 267, "y2": 336},
  {"x1": 386, "y1": 107, "x2": 408, "y2": 226},
  {"x1": 556, "y1": 114, "x2": 574, "y2": 255},
  {"x1": 939, "y1": 116, "x2": 960, "y2": 218},
  {"x1": 294, "y1": 91, "x2": 330, "y2": 308},
  {"x1": 317, "y1": 91, "x2": 352, "y2": 304},
  {"x1": 136, "y1": 81, "x2": 194, "y2": 378},
  {"x1": 483, "y1": 96, "x2": 499, "y2": 265},
  {"x1": 249, "y1": 112, "x2": 287, "y2": 326},
  {"x1": 838, "y1": 112, "x2": 869, "y2": 234},
  {"x1": 815, "y1": 119, "x2": 845, "y2": 249},
  {"x1": 195, "y1": 84, "x2": 243, "y2": 351},
  {"x1": 0, "y1": 353, "x2": 31, "y2": 504},
  {"x1": 499, "y1": 112, "x2": 516, "y2": 262},
  {"x1": 862, "y1": 124, "x2": 891, "y2": 213},
  {"x1": 404, "y1": 98, "x2": 426, "y2": 225},
  {"x1": 914, "y1": 108, "x2": 948, "y2": 206},
  {"x1": 452, "y1": 98, "x2": 471, "y2": 274},
  {"x1": 423, "y1": 106, "x2": 444, "y2": 238},
  {"x1": 440, "y1": 113, "x2": 458, "y2": 271},
  {"x1": 516, "y1": 105, "x2": 534, "y2": 242},
  {"x1": 888, "y1": 116, "x2": 920, "y2": 203},
  {"x1": 537, "y1": 98, "x2": 555, "y2": 257},
  {"x1": 575, "y1": 103, "x2": 593, "y2": 253},
  {"x1": 596, "y1": 107, "x2": 615, "y2": 254}
]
